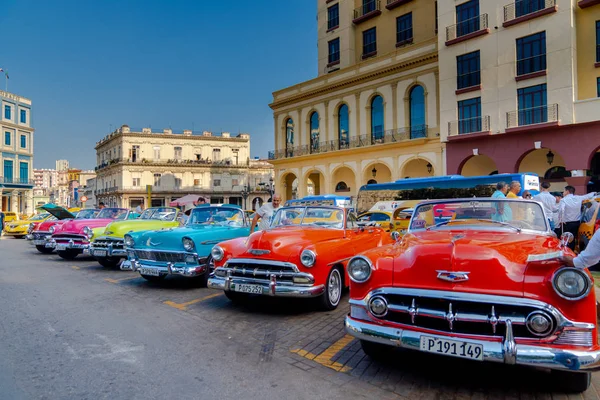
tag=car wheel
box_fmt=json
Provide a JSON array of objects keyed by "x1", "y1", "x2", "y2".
[
  {"x1": 551, "y1": 370, "x2": 591, "y2": 393},
  {"x1": 360, "y1": 340, "x2": 390, "y2": 361},
  {"x1": 140, "y1": 275, "x2": 166, "y2": 283},
  {"x1": 224, "y1": 291, "x2": 248, "y2": 304},
  {"x1": 36, "y1": 245, "x2": 54, "y2": 254},
  {"x1": 57, "y1": 249, "x2": 81, "y2": 260},
  {"x1": 319, "y1": 267, "x2": 343, "y2": 311},
  {"x1": 97, "y1": 257, "x2": 121, "y2": 268},
  {"x1": 14, "y1": 235, "x2": 24, "y2": 239}
]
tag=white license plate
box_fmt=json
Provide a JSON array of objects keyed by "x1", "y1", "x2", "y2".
[
  {"x1": 33, "y1": 240, "x2": 45, "y2": 245},
  {"x1": 93, "y1": 249, "x2": 107, "y2": 257},
  {"x1": 419, "y1": 336, "x2": 483, "y2": 361},
  {"x1": 45, "y1": 243, "x2": 54, "y2": 248},
  {"x1": 56, "y1": 244, "x2": 67, "y2": 251},
  {"x1": 233, "y1": 284, "x2": 263, "y2": 294},
  {"x1": 139, "y1": 267, "x2": 160, "y2": 277}
]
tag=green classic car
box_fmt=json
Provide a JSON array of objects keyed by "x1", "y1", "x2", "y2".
[
  {"x1": 121, "y1": 204, "x2": 250, "y2": 286},
  {"x1": 90, "y1": 207, "x2": 180, "y2": 268}
]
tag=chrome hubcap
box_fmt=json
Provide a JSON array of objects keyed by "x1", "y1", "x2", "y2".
[{"x1": 328, "y1": 269, "x2": 341, "y2": 305}]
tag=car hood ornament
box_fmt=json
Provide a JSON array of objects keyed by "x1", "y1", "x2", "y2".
[{"x1": 436, "y1": 270, "x2": 470, "y2": 283}]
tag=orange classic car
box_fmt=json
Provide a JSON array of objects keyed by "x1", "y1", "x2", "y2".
[
  {"x1": 345, "y1": 198, "x2": 599, "y2": 393},
  {"x1": 208, "y1": 204, "x2": 393, "y2": 310}
]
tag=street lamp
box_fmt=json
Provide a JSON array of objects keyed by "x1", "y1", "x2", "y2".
[{"x1": 241, "y1": 182, "x2": 251, "y2": 210}]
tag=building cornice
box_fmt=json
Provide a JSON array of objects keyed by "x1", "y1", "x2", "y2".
[
  {"x1": 270, "y1": 50, "x2": 438, "y2": 110},
  {"x1": 0, "y1": 121, "x2": 35, "y2": 132},
  {"x1": 95, "y1": 131, "x2": 249, "y2": 150}
]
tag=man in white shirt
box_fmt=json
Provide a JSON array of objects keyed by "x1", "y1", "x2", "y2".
[
  {"x1": 557, "y1": 186, "x2": 597, "y2": 250},
  {"x1": 533, "y1": 182, "x2": 558, "y2": 230},
  {"x1": 560, "y1": 229, "x2": 600, "y2": 269},
  {"x1": 250, "y1": 195, "x2": 282, "y2": 233}
]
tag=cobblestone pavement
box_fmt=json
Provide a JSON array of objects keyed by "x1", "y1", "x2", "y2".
[{"x1": 6, "y1": 236, "x2": 600, "y2": 399}]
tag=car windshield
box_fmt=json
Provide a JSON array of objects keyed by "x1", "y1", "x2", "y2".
[
  {"x1": 271, "y1": 206, "x2": 344, "y2": 229},
  {"x1": 188, "y1": 207, "x2": 245, "y2": 227},
  {"x1": 76, "y1": 209, "x2": 99, "y2": 219},
  {"x1": 97, "y1": 208, "x2": 128, "y2": 220},
  {"x1": 409, "y1": 199, "x2": 548, "y2": 232},
  {"x1": 139, "y1": 207, "x2": 178, "y2": 221},
  {"x1": 29, "y1": 213, "x2": 50, "y2": 221}
]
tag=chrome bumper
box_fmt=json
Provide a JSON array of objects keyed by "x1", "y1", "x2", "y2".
[
  {"x1": 121, "y1": 259, "x2": 208, "y2": 278},
  {"x1": 345, "y1": 316, "x2": 600, "y2": 372},
  {"x1": 53, "y1": 240, "x2": 90, "y2": 253},
  {"x1": 207, "y1": 272, "x2": 326, "y2": 298},
  {"x1": 90, "y1": 246, "x2": 126, "y2": 257}
]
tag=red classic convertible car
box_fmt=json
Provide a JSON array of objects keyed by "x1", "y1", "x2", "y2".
[
  {"x1": 208, "y1": 204, "x2": 393, "y2": 310},
  {"x1": 345, "y1": 198, "x2": 599, "y2": 392}
]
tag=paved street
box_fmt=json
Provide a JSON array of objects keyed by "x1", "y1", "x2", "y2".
[{"x1": 1, "y1": 237, "x2": 600, "y2": 400}]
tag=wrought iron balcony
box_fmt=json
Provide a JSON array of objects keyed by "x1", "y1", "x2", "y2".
[
  {"x1": 516, "y1": 54, "x2": 546, "y2": 78},
  {"x1": 506, "y1": 104, "x2": 558, "y2": 129},
  {"x1": 386, "y1": 0, "x2": 413, "y2": 10},
  {"x1": 446, "y1": 14, "x2": 489, "y2": 45},
  {"x1": 504, "y1": 0, "x2": 556, "y2": 27},
  {"x1": 268, "y1": 125, "x2": 433, "y2": 160},
  {"x1": 457, "y1": 70, "x2": 481, "y2": 91},
  {"x1": 353, "y1": 0, "x2": 381, "y2": 24},
  {"x1": 0, "y1": 177, "x2": 34, "y2": 186},
  {"x1": 448, "y1": 116, "x2": 490, "y2": 137}
]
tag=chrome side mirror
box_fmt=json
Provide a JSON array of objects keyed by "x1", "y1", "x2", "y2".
[
  {"x1": 560, "y1": 232, "x2": 574, "y2": 248},
  {"x1": 391, "y1": 231, "x2": 401, "y2": 242}
]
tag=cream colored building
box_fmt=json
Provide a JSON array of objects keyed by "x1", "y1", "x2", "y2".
[
  {"x1": 268, "y1": 0, "x2": 443, "y2": 201},
  {"x1": 0, "y1": 90, "x2": 34, "y2": 215},
  {"x1": 440, "y1": 0, "x2": 600, "y2": 194},
  {"x1": 94, "y1": 125, "x2": 274, "y2": 209}
]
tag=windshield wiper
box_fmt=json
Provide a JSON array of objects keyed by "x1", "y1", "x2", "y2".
[
  {"x1": 425, "y1": 220, "x2": 453, "y2": 230},
  {"x1": 425, "y1": 218, "x2": 521, "y2": 232}
]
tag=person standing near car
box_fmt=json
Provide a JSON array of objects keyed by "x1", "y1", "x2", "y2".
[
  {"x1": 533, "y1": 182, "x2": 558, "y2": 230},
  {"x1": 491, "y1": 182, "x2": 511, "y2": 222},
  {"x1": 560, "y1": 228, "x2": 600, "y2": 269},
  {"x1": 0, "y1": 210, "x2": 4, "y2": 237},
  {"x1": 557, "y1": 186, "x2": 597, "y2": 250},
  {"x1": 250, "y1": 194, "x2": 282, "y2": 233}
]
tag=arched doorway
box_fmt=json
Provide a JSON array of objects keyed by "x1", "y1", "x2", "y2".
[
  {"x1": 402, "y1": 158, "x2": 433, "y2": 178},
  {"x1": 282, "y1": 173, "x2": 298, "y2": 201},
  {"x1": 589, "y1": 150, "x2": 600, "y2": 193},
  {"x1": 364, "y1": 162, "x2": 391, "y2": 185},
  {"x1": 332, "y1": 166, "x2": 356, "y2": 194},
  {"x1": 461, "y1": 155, "x2": 498, "y2": 176},
  {"x1": 306, "y1": 170, "x2": 324, "y2": 196},
  {"x1": 370, "y1": 95, "x2": 384, "y2": 144},
  {"x1": 251, "y1": 197, "x2": 263, "y2": 211},
  {"x1": 309, "y1": 112, "x2": 320, "y2": 154},
  {"x1": 409, "y1": 85, "x2": 426, "y2": 138},
  {"x1": 338, "y1": 104, "x2": 350, "y2": 149},
  {"x1": 518, "y1": 148, "x2": 567, "y2": 191}
]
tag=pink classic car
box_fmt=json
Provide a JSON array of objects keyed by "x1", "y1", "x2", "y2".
[{"x1": 49, "y1": 208, "x2": 136, "y2": 260}]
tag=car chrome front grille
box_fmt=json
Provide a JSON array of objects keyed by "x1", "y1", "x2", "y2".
[
  {"x1": 92, "y1": 238, "x2": 124, "y2": 249},
  {"x1": 53, "y1": 234, "x2": 87, "y2": 241},
  {"x1": 224, "y1": 259, "x2": 299, "y2": 284},
  {"x1": 32, "y1": 232, "x2": 50, "y2": 240},
  {"x1": 370, "y1": 289, "x2": 558, "y2": 339},
  {"x1": 133, "y1": 250, "x2": 186, "y2": 263}
]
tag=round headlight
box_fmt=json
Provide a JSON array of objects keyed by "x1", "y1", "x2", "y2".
[
  {"x1": 526, "y1": 311, "x2": 554, "y2": 337},
  {"x1": 348, "y1": 256, "x2": 372, "y2": 283},
  {"x1": 124, "y1": 234, "x2": 134, "y2": 247},
  {"x1": 83, "y1": 226, "x2": 93, "y2": 239},
  {"x1": 300, "y1": 249, "x2": 316, "y2": 267},
  {"x1": 552, "y1": 268, "x2": 591, "y2": 300},
  {"x1": 211, "y1": 245, "x2": 224, "y2": 261},
  {"x1": 182, "y1": 237, "x2": 195, "y2": 252},
  {"x1": 369, "y1": 295, "x2": 388, "y2": 317},
  {"x1": 49, "y1": 225, "x2": 55, "y2": 234}
]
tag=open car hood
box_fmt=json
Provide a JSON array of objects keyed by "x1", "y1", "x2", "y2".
[{"x1": 39, "y1": 203, "x2": 76, "y2": 220}]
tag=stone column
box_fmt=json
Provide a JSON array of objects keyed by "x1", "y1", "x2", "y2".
[
  {"x1": 25, "y1": 190, "x2": 33, "y2": 216},
  {"x1": 11, "y1": 190, "x2": 19, "y2": 213}
]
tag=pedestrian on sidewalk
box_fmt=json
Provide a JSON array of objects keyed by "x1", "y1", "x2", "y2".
[
  {"x1": 533, "y1": 182, "x2": 558, "y2": 230},
  {"x1": 0, "y1": 210, "x2": 4, "y2": 236},
  {"x1": 556, "y1": 186, "x2": 597, "y2": 250}
]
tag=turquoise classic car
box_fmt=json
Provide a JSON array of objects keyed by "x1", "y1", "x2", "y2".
[{"x1": 121, "y1": 204, "x2": 251, "y2": 285}]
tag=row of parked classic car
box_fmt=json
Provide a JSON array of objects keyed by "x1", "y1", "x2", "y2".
[{"x1": 16, "y1": 198, "x2": 600, "y2": 393}]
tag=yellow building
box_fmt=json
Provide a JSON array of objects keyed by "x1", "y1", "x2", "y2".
[{"x1": 268, "y1": 0, "x2": 443, "y2": 201}]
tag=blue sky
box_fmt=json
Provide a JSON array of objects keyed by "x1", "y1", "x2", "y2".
[{"x1": 1, "y1": 0, "x2": 317, "y2": 169}]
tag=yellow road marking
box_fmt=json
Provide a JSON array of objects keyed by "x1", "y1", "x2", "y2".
[
  {"x1": 71, "y1": 266, "x2": 80, "y2": 270},
  {"x1": 291, "y1": 334, "x2": 354, "y2": 372},
  {"x1": 163, "y1": 292, "x2": 223, "y2": 311},
  {"x1": 104, "y1": 276, "x2": 140, "y2": 284}
]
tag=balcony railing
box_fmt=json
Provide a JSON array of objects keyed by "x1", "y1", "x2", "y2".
[
  {"x1": 96, "y1": 157, "x2": 247, "y2": 171},
  {"x1": 396, "y1": 28, "x2": 413, "y2": 47},
  {"x1": 268, "y1": 125, "x2": 432, "y2": 160},
  {"x1": 457, "y1": 70, "x2": 481, "y2": 90},
  {"x1": 0, "y1": 177, "x2": 34, "y2": 186},
  {"x1": 597, "y1": 44, "x2": 600, "y2": 63},
  {"x1": 446, "y1": 14, "x2": 488, "y2": 43},
  {"x1": 386, "y1": 0, "x2": 413, "y2": 10},
  {"x1": 516, "y1": 53, "x2": 546, "y2": 76},
  {"x1": 353, "y1": 0, "x2": 381, "y2": 24},
  {"x1": 448, "y1": 116, "x2": 490, "y2": 137},
  {"x1": 328, "y1": 51, "x2": 340, "y2": 65},
  {"x1": 506, "y1": 104, "x2": 558, "y2": 129},
  {"x1": 504, "y1": 0, "x2": 556, "y2": 24}
]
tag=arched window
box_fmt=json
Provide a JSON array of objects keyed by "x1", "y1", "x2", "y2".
[
  {"x1": 310, "y1": 112, "x2": 319, "y2": 153},
  {"x1": 544, "y1": 166, "x2": 571, "y2": 180},
  {"x1": 409, "y1": 85, "x2": 426, "y2": 139},
  {"x1": 285, "y1": 118, "x2": 294, "y2": 157},
  {"x1": 338, "y1": 104, "x2": 349, "y2": 149},
  {"x1": 367, "y1": 179, "x2": 377, "y2": 184},
  {"x1": 335, "y1": 181, "x2": 349, "y2": 192},
  {"x1": 371, "y1": 95, "x2": 384, "y2": 144}
]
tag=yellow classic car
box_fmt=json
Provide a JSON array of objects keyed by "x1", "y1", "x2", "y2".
[
  {"x1": 3, "y1": 211, "x2": 19, "y2": 223},
  {"x1": 3, "y1": 212, "x2": 52, "y2": 238},
  {"x1": 90, "y1": 206, "x2": 180, "y2": 268},
  {"x1": 357, "y1": 200, "x2": 419, "y2": 233},
  {"x1": 578, "y1": 197, "x2": 600, "y2": 253}
]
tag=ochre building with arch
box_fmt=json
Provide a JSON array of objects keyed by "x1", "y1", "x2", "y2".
[{"x1": 269, "y1": 0, "x2": 444, "y2": 202}]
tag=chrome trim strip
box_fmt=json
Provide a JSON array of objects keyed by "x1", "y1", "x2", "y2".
[
  {"x1": 345, "y1": 316, "x2": 600, "y2": 372},
  {"x1": 225, "y1": 258, "x2": 299, "y2": 272},
  {"x1": 208, "y1": 275, "x2": 325, "y2": 298}
]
